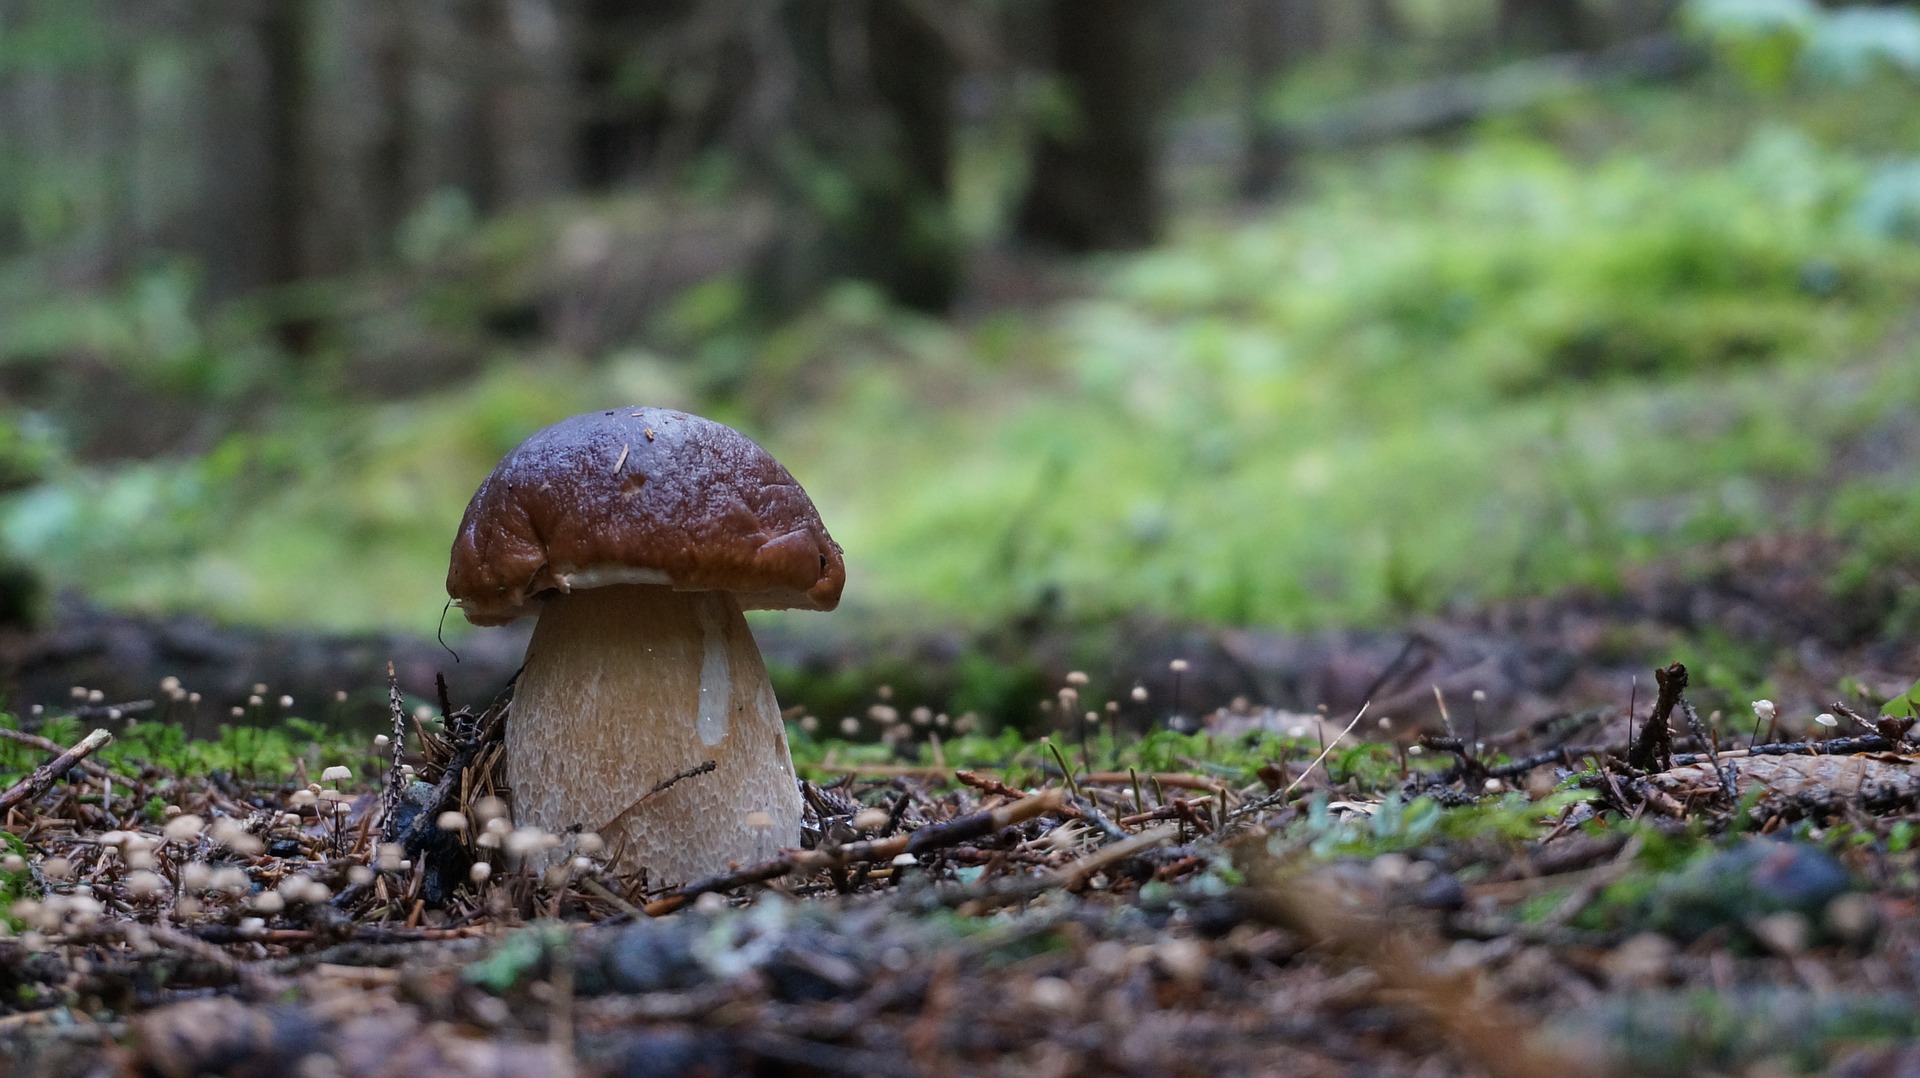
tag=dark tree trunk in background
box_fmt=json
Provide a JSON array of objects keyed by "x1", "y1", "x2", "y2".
[
  {"x1": 1611, "y1": 0, "x2": 1682, "y2": 38},
  {"x1": 770, "y1": 0, "x2": 959, "y2": 313},
  {"x1": 194, "y1": 1, "x2": 309, "y2": 301},
  {"x1": 492, "y1": 0, "x2": 575, "y2": 209},
  {"x1": 1016, "y1": 0, "x2": 1165, "y2": 253},
  {"x1": 1365, "y1": 0, "x2": 1403, "y2": 46},
  {"x1": 368, "y1": 0, "x2": 414, "y2": 256},
  {"x1": 260, "y1": 0, "x2": 309, "y2": 288},
  {"x1": 576, "y1": 0, "x2": 698, "y2": 189},
  {"x1": 1498, "y1": 0, "x2": 1594, "y2": 53},
  {"x1": 1241, "y1": 0, "x2": 1306, "y2": 200},
  {"x1": 848, "y1": 0, "x2": 959, "y2": 311}
]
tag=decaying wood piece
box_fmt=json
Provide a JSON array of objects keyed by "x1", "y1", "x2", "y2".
[{"x1": 1652, "y1": 753, "x2": 1920, "y2": 811}]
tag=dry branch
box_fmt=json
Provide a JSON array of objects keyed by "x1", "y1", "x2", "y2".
[
  {"x1": 0, "y1": 728, "x2": 112, "y2": 814},
  {"x1": 0, "y1": 726, "x2": 130, "y2": 785},
  {"x1": 955, "y1": 823, "x2": 1183, "y2": 914},
  {"x1": 644, "y1": 788, "x2": 1069, "y2": 915}
]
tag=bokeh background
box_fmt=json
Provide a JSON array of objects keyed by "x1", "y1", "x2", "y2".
[{"x1": 1, "y1": 0, "x2": 1919, "y2": 725}]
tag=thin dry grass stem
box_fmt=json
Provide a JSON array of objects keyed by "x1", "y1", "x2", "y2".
[
  {"x1": 1284, "y1": 702, "x2": 1370, "y2": 797},
  {"x1": 1226, "y1": 703, "x2": 1374, "y2": 825},
  {"x1": 577, "y1": 877, "x2": 645, "y2": 919},
  {"x1": 1681, "y1": 695, "x2": 1737, "y2": 801}
]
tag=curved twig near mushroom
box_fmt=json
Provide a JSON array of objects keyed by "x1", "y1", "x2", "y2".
[{"x1": 447, "y1": 407, "x2": 844, "y2": 887}]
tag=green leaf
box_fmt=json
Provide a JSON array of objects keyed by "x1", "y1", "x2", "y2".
[{"x1": 1881, "y1": 677, "x2": 1920, "y2": 721}]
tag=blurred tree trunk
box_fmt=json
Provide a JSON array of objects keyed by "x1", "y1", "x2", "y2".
[
  {"x1": 847, "y1": 0, "x2": 958, "y2": 310},
  {"x1": 577, "y1": 0, "x2": 711, "y2": 188},
  {"x1": 1498, "y1": 0, "x2": 1594, "y2": 53},
  {"x1": 368, "y1": 0, "x2": 415, "y2": 257},
  {"x1": 1242, "y1": 0, "x2": 1317, "y2": 200},
  {"x1": 260, "y1": 0, "x2": 310, "y2": 288},
  {"x1": 1365, "y1": 0, "x2": 1402, "y2": 46},
  {"x1": 769, "y1": 0, "x2": 959, "y2": 312},
  {"x1": 193, "y1": 0, "x2": 310, "y2": 301},
  {"x1": 1015, "y1": 0, "x2": 1165, "y2": 252},
  {"x1": 493, "y1": 0, "x2": 575, "y2": 209}
]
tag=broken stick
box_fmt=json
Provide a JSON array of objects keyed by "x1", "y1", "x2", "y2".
[
  {"x1": 644, "y1": 788, "x2": 1069, "y2": 916},
  {"x1": 0, "y1": 728, "x2": 113, "y2": 814}
]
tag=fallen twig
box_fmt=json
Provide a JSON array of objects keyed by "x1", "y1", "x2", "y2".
[
  {"x1": 1679, "y1": 694, "x2": 1738, "y2": 802},
  {"x1": 955, "y1": 769, "x2": 1027, "y2": 800},
  {"x1": 0, "y1": 728, "x2": 112, "y2": 814},
  {"x1": 1670, "y1": 733, "x2": 1895, "y2": 765},
  {"x1": 1078, "y1": 771, "x2": 1227, "y2": 793},
  {"x1": 0, "y1": 726, "x2": 131, "y2": 785},
  {"x1": 1051, "y1": 824, "x2": 1181, "y2": 888},
  {"x1": 955, "y1": 824, "x2": 1182, "y2": 912},
  {"x1": 138, "y1": 922, "x2": 292, "y2": 1000},
  {"x1": 644, "y1": 788, "x2": 1069, "y2": 915}
]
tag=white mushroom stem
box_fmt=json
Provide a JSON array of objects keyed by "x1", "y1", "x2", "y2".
[{"x1": 507, "y1": 583, "x2": 803, "y2": 886}]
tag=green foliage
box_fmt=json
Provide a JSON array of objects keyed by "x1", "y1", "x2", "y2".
[
  {"x1": 1830, "y1": 481, "x2": 1920, "y2": 641},
  {"x1": 5, "y1": 82, "x2": 1920, "y2": 639},
  {"x1": 1687, "y1": 0, "x2": 1920, "y2": 88},
  {"x1": 463, "y1": 921, "x2": 571, "y2": 994},
  {"x1": 791, "y1": 726, "x2": 1410, "y2": 799},
  {"x1": 1881, "y1": 678, "x2": 1920, "y2": 723},
  {"x1": 1579, "y1": 835, "x2": 1856, "y2": 949}
]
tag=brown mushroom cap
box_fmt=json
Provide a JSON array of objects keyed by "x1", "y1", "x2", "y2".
[{"x1": 447, "y1": 407, "x2": 844, "y2": 625}]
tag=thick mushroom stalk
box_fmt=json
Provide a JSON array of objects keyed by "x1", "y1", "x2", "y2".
[{"x1": 510, "y1": 583, "x2": 802, "y2": 884}]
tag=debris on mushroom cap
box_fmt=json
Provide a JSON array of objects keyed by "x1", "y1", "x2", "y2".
[{"x1": 446, "y1": 407, "x2": 845, "y2": 625}]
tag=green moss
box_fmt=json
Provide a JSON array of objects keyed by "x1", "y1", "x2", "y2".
[{"x1": 0, "y1": 711, "x2": 383, "y2": 788}]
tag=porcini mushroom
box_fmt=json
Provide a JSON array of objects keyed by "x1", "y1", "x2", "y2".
[{"x1": 447, "y1": 407, "x2": 843, "y2": 885}]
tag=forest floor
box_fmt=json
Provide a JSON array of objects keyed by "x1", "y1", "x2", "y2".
[{"x1": 2, "y1": 537, "x2": 1920, "y2": 1076}]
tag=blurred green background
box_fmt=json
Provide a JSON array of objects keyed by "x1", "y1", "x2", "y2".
[{"x1": 2, "y1": 0, "x2": 1919, "y2": 657}]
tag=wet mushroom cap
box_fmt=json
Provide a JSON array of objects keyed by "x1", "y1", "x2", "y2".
[{"x1": 447, "y1": 407, "x2": 845, "y2": 625}]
